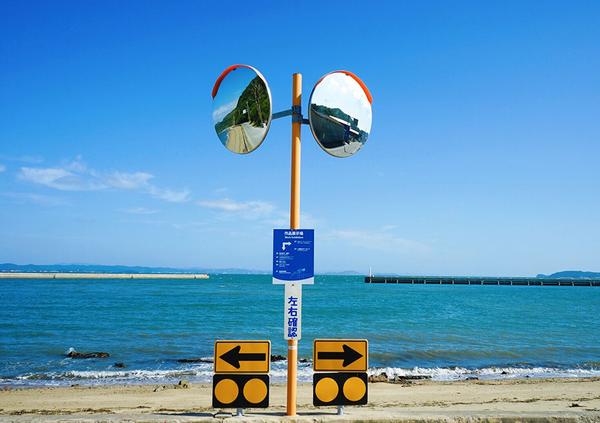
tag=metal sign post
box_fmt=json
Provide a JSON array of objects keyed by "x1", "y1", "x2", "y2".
[{"x1": 287, "y1": 72, "x2": 302, "y2": 416}]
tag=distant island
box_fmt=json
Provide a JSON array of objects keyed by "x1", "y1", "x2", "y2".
[
  {"x1": 2, "y1": 264, "x2": 597, "y2": 279},
  {"x1": 0, "y1": 263, "x2": 362, "y2": 276},
  {"x1": 0, "y1": 263, "x2": 262, "y2": 275},
  {"x1": 536, "y1": 271, "x2": 600, "y2": 279}
]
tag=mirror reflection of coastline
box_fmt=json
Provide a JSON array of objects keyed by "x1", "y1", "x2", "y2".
[
  {"x1": 213, "y1": 68, "x2": 271, "y2": 154},
  {"x1": 308, "y1": 72, "x2": 372, "y2": 158},
  {"x1": 309, "y1": 104, "x2": 369, "y2": 157}
]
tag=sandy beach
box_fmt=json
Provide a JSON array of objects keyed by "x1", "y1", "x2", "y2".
[{"x1": 1, "y1": 378, "x2": 600, "y2": 422}]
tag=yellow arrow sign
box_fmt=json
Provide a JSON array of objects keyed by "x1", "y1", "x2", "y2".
[
  {"x1": 214, "y1": 340, "x2": 271, "y2": 373},
  {"x1": 313, "y1": 339, "x2": 368, "y2": 372}
]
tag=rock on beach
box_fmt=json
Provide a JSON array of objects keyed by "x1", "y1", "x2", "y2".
[{"x1": 66, "y1": 350, "x2": 110, "y2": 359}]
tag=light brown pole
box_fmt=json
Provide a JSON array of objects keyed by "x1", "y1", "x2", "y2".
[
  {"x1": 290, "y1": 73, "x2": 302, "y2": 229},
  {"x1": 286, "y1": 72, "x2": 302, "y2": 416}
]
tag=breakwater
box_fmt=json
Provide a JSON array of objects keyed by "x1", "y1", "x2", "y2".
[
  {"x1": 365, "y1": 275, "x2": 600, "y2": 286},
  {"x1": 0, "y1": 272, "x2": 209, "y2": 279}
]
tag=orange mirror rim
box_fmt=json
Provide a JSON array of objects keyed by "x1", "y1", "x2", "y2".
[{"x1": 212, "y1": 64, "x2": 253, "y2": 99}]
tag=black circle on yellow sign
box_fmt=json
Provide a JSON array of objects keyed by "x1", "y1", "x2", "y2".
[
  {"x1": 313, "y1": 372, "x2": 368, "y2": 406},
  {"x1": 212, "y1": 374, "x2": 270, "y2": 409}
]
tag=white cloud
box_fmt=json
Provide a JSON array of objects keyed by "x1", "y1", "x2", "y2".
[
  {"x1": 63, "y1": 156, "x2": 87, "y2": 173},
  {"x1": 171, "y1": 221, "x2": 210, "y2": 231},
  {"x1": 264, "y1": 211, "x2": 318, "y2": 229},
  {"x1": 0, "y1": 164, "x2": 5, "y2": 173},
  {"x1": 1, "y1": 192, "x2": 67, "y2": 206},
  {"x1": 323, "y1": 228, "x2": 429, "y2": 253},
  {"x1": 212, "y1": 99, "x2": 238, "y2": 123},
  {"x1": 148, "y1": 186, "x2": 191, "y2": 203},
  {"x1": 104, "y1": 170, "x2": 189, "y2": 202},
  {"x1": 0, "y1": 154, "x2": 44, "y2": 164},
  {"x1": 105, "y1": 171, "x2": 154, "y2": 189},
  {"x1": 122, "y1": 207, "x2": 159, "y2": 215},
  {"x1": 17, "y1": 156, "x2": 190, "y2": 203},
  {"x1": 312, "y1": 72, "x2": 372, "y2": 132},
  {"x1": 18, "y1": 166, "x2": 103, "y2": 191},
  {"x1": 197, "y1": 197, "x2": 319, "y2": 229},
  {"x1": 198, "y1": 198, "x2": 275, "y2": 215}
]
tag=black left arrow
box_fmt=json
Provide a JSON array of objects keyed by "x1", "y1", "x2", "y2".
[
  {"x1": 220, "y1": 345, "x2": 266, "y2": 369},
  {"x1": 317, "y1": 344, "x2": 363, "y2": 367}
]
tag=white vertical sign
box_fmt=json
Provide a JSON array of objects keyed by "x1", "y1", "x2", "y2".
[{"x1": 284, "y1": 283, "x2": 302, "y2": 340}]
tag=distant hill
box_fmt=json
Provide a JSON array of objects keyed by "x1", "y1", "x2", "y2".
[
  {"x1": 321, "y1": 270, "x2": 361, "y2": 276},
  {"x1": 537, "y1": 271, "x2": 600, "y2": 279},
  {"x1": 0, "y1": 263, "x2": 267, "y2": 275},
  {"x1": 0, "y1": 263, "x2": 364, "y2": 276},
  {"x1": 214, "y1": 75, "x2": 270, "y2": 134}
]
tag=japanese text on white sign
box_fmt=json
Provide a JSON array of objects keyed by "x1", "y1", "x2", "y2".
[{"x1": 284, "y1": 284, "x2": 302, "y2": 340}]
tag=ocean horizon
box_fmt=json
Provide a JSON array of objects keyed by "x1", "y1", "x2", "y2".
[{"x1": 1, "y1": 274, "x2": 599, "y2": 387}]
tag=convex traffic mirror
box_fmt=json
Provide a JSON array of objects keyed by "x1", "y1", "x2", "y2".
[
  {"x1": 212, "y1": 65, "x2": 272, "y2": 154},
  {"x1": 211, "y1": 65, "x2": 372, "y2": 158},
  {"x1": 308, "y1": 71, "x2": 372, "y2": 158}
]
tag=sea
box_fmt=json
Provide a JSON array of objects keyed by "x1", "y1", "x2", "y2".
[{"x1": 1, "y1": 274, "x2": 599, "y2": 387}]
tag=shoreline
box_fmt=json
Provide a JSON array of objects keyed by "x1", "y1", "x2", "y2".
[
  {"x1": 1, "y1": 377, "x2": 599, "y2": 421},
  {"x1": 4, "y1": 363, "x2": 600, "y2": 388},
  {"x1": 0, "y1": 272, "x2": 209, "y2": 279}
]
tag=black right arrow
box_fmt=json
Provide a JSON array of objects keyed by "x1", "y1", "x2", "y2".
[
  {"x1": 317, "y1": 344, "x2": 363, "y2": 367},
  {"x1": 220, "y1": 345, "x2": 266, "y2": 369}
]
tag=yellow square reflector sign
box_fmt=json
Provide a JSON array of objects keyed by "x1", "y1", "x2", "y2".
[
  {"x1": 313, "y1": 339, "x2": 368, "y2": 372},
  {"x1": 214, "y1": 340, "x2": 271, "y2": 373}
]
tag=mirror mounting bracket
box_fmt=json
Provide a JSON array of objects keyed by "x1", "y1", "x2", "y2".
[
  {"x1": 272, "y1": 109, "x2": 293, "y2": 120},
  {"x1": 273, "y1": 106, "x2": 309, "y2": 125}
]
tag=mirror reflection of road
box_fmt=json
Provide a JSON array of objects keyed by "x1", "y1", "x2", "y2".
[{"x1": 225, "y1": 123, "x2": 264, "y2": 154}]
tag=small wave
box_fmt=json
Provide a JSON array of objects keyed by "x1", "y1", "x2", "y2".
[
  {"x1": 3, "y1": 363, "x2": 600, "y2": 387},
  {"x1": 370, "y1": 349, "x2": 522, "y2": 361},
  {"x1": 14, "y1": 368, "x2": 211, "y2": 382},
  {"x1": 368, "y1": 365, "x2": 600, "y2": 381}
]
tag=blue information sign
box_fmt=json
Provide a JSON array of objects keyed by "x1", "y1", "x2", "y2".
[{"x1": 273, "y1": 229, "x2": 314, "y2": 284}]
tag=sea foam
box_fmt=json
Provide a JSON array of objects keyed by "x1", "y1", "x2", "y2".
[{"x1": 3, "y1": 363, "x2": 600, "y2": 387}]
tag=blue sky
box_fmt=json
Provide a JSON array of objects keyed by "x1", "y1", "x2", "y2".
[{"x1": 1, "y1": 1, "x2": 599, "y2": 276}]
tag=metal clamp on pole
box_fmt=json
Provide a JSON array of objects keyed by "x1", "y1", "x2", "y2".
[{"x1": 291, "y1": 105, "x2": 303, "y2": 123}]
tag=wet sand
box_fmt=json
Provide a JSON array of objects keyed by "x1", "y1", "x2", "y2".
[{"x1": 1, "y1": 377, "x2": 600, "y2": 421}]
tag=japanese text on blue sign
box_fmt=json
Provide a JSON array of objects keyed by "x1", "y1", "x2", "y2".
[{"x1": 273, "y1": 229, "x2": 314, "y2": 284}]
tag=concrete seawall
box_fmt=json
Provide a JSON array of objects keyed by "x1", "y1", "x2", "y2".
[{"x1": 0, "y1": 272, "x2": 209, "y2": 279}]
